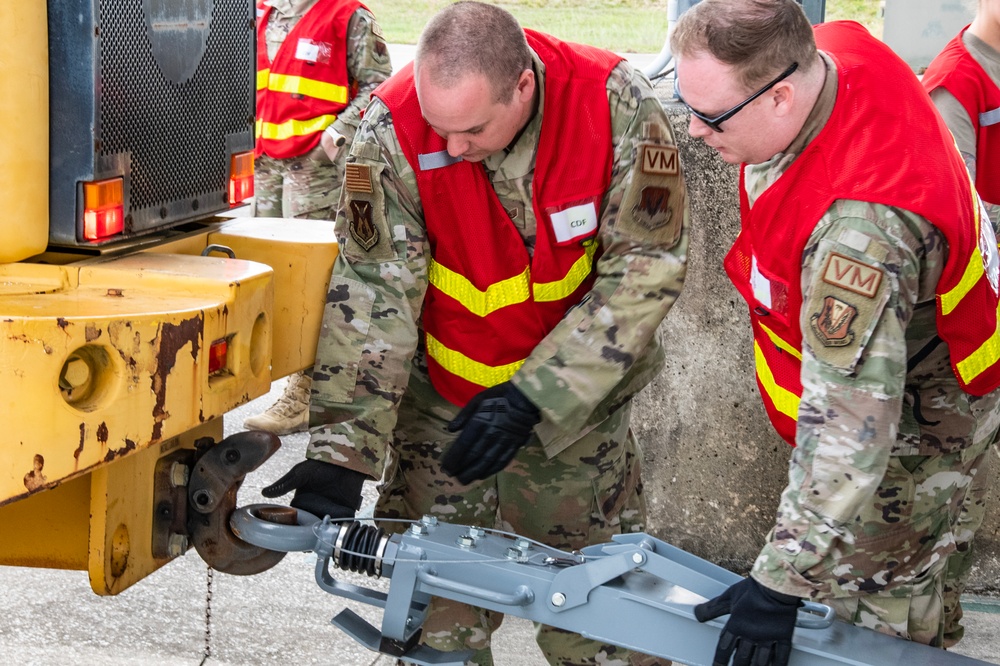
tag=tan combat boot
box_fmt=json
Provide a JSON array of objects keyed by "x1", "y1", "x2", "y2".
[{"x1": 244, "y1": 371, "x2": 312, "y2": 435}]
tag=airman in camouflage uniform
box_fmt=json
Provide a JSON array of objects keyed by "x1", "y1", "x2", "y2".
[
  {"x1": 276, "y1": 3, "x2": 689, "y2": 664},
  {"x1": 254, "y1": 0, "x2": 391, "y2": 219},
  {"x1": 247, "y1": 0, "x2": 393, "y2": 435},
  {"x1": 672, "y1": 0, "x2": 1000, "y2": 661}
]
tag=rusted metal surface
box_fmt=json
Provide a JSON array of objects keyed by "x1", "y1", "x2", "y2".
[{"x1": 187, "y1": 430, "x2": 285, "y2": 575}]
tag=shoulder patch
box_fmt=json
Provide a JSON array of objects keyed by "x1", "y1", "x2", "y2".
[
  {"x1": 616, "y1": 124, "x2": 686, "y2": 249},
  {"x1": 340, "y1": 161, "x2": 396, "y2": 263},
  {"x1": 640, "y1": 145, "x2": 679, "y2": 176},
  {"x1": 821, "y1": 252, "x2": 883, "y2": 298},
  {"x1": 345, "y1": 163, "x2": 373, "y2": 193},
  {"x1": 803, "y1": 246, "x2": 890, "y2": 370}
]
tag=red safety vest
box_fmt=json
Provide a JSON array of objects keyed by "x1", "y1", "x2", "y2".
[
  {"x1": 375, "y1": 30, "x2": 622, "y2": 406},
  {"x1": 724, "y1": 21, "x2": 1000, "y2": 445},
  {"x1": 923, "y1": 27, "x2": 1000, "y2": 206},
  {"x1": 255, "y1": 0, "x2": 361, "y2": 159}
]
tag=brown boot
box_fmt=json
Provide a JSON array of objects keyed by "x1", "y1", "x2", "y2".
[{"x1": 244, "y1": 371, "x2": 311, "y2": 435}]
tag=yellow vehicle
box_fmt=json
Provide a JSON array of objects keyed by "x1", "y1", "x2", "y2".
[{"x1": 0, "y1": 2, "x2": 337, "y2": 594}]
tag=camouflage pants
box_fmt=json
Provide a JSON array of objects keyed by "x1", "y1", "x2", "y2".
[
  {"x1": 254, "y1": 146, "x2": 343, "y2": 220},
  {"x1": 376, "y1": 360, "x2": 669, "y2": 666},
  {"x1": 819, "y1": 442, "x2": 994, "y2": 648}
]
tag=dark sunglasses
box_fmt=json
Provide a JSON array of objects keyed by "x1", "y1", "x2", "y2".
[{"x1": 676, "y1": 62, "x2": 799, "y2": 133}]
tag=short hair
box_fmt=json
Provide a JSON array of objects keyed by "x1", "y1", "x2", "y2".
[
  {"x1": 671, "y1": 0, "x2": 817, "y2": 91},
  {"x1": 415, "y1": 1, "x2": 532, "y2": 103}
]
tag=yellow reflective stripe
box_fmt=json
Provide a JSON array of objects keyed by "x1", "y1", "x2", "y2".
[
  {"x1": 426, "y1": 332, "x2": 524, "y2": 386},
  {"x1": 754, "y1": 340, "x2": 800, "y2": 420},
  {"x1": 759, "y1": 322, "x2": 802, "y2": 360},
  {"x1": 428, "y1": 259, "x2": 530, "y2": 317},
  {"x1": 940, "y1": 179, "x2": 984, "y2": 316},
  {"x1": 534, "y1": 242, "x2": 598, "y2": 303},
  {"x1": 266, "y1": 73, "x2": 349, "y2": 104},
  {"x1": 956, "y1": 300, "x2": 1000, "y2": 384},
  {"x1": 256, "y1": 114, "x2": 338, "y2": 141},
  {"x1": 257, "y1": 68, "x2": 269, "y2": 91}
]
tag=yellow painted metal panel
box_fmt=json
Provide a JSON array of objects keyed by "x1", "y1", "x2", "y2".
[
  {"x1": 0, "y1": 3, "x2": 49, "y2": 262},
  {"x1": 209, "y1": 217, "x2": 339, "y2": 378},
  {"x1": 88, "y1": 420, "x2": 221, "y2": 595},
  {"x1": 0, "y1": 474, "x2": 91, "y2": 570},
  {"x1": 0, "y1": 253, "x2": 272, "y2": 506}
]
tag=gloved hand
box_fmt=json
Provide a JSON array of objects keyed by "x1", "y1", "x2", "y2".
[
  {"x1": 441, "y1": 382, "x2": 541, "y2": 485},
  {"x1": 694, "y1": 577, "x2": 802, "y2": 666},
  {"x1": 261, "y1": 459, "x2": 366, "y2": 520}
]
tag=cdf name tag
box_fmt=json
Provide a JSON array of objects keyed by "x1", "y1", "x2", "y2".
[
  {"x1": 549, "y1": 201, "x2": 598, "y2": 244},
  {"x1": 295, "y1": 38, "x2": 331, "y2": 64}
]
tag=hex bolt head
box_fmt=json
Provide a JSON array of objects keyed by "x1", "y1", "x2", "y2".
[
  {"x1": 551, "y1": 592, "x2": 567, "y2": 607},
  {"x1": 410, "y1": 523, "x2": 428, "y2": 536},
  {"x1": 420, "y1": 515, "x2": 438, "y2": 527},
  {"x1": 514, "y1": 538, "x2": 532, "y2": 550},
  {"x1": 167, "y1": 533, "x2": 189, "y2": 557},
  {"x1": 632, "y1": 552, "x2": 644, "y2": 565},
  {"x1": 169, "y1": 462, "x2": 190, "y2": 488},
  {"x1": 468, "y1": 527, "x2": 486, "y2": 539},
  {"x1": 61, "y1": 357, "x2": 92, "y2": 389},
  {"x1": 457, "y1": 535, "x2": 475, "y2": 548}
]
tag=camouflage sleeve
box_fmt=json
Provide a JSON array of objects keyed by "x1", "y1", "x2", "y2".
[
  {"x1": 306, "y1": 98, "x2": 427, "y2": 479},
  {"x1": 513, "y1": 62, "x2": 689, "y2": 451},
  {"x1": 329, "y1": 8, "x2": 393, "y2": 142},
  {"x1": 751, "y1": 200, "x2": 934, "y2": 597},
  {"x1": 929, "y1": 87, "x2": 1000, "y2": 223}
]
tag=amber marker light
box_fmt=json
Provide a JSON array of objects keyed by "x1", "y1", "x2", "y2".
[
  {"x1": 208, "y1": 337, "x2": 230, "y2": 375},
  {"x1": 229, "y1": 151, "x2": 254, "y2": 205},
  {"x1": 82, "y1": 177, "x2": 124, "y2": 241}
]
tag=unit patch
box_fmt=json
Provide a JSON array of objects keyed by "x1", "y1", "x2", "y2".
[
  {"x1": 640, "y1": 145, "x2": 679, "y2": 176},
  {"x1": 810, "y1": 295, "x2": 858, "y2": 347},
  {"x1": 821, "y1": 252, "x2": 883, "y2": 298},
  {"x1": 632, "y1": 186, "x2": 674, "y2": 231},
  {"x1": 349, "y1": 200, "x2": 379, "y2": 251},
  {"x1": 345, "y1": 163, "x2": 373, "y2": 193}
]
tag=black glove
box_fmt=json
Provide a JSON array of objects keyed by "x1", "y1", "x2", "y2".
[
  {"x1": 261, "y1": 459, "x2": 366, "y2": 520},
  {"x1": 441, "y1": 382, "x2": 541, "y2": 485},
  {"x1": 694, "y1": 577, "x2": 802, "y2": 666}
]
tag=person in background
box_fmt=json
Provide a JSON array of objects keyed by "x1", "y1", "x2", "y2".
[
  {"x1": 671, "y1": 1, "x2": 1000, "y2": 664},
  {"x1": 922, "y1": 0, "x2": 1000, "y2": 647},
  {"x1": 245, "y1": 0, "x2": 392, "y2": 435},
  {"x1": 262, "y1": 2, "x2": 689, "y2": 664}
]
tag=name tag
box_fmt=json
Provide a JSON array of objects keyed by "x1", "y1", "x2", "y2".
[
  {"x1": 295, "y1": 38, "x2": 331, "y2": 64},
  {"x1": 750, "y1": 256, "x2": 772, "y2": 308},
  {"x1": 549, "y1": 201, "x2": 598, "y2": 244}
]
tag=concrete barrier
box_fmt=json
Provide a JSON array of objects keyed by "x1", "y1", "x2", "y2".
[{"x1": 636, "y1": 90, "x2": 1000, "y2": 593}]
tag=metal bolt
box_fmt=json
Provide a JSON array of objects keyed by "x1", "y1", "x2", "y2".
[
  {"x1": 514, "y1": 538, "x2": 532, "y2": 550},
  {"x1": 551, "y1": 592, "x2": 567, "y2": 607},
  {"x1": 167, "y1": 533, "x2": 189, "y2": 557},
  {"x1": 457, "y1": 535, "x2": 475, "y2": 548},
  {"x1": 169, "y1": 462, "x2": 190, "y2": 488},
  {"x1": 61, "y1": 357, "x2": 91, "y2": 389},
  {"x1": 410, "y1": 523, "x2": 428, "y2": 536},
  {"x1": 632, "y1": 552, "x2": 644, "y2": 565},
  {"x1": 468, "y1": 527, "x2": 486, "y2": 539},
  {"x1": 420, "y1": 515, "x2": 438, "y2": 527},
  {"x1": 505, "y1": 547, "x2": 522, "y2": 560}
]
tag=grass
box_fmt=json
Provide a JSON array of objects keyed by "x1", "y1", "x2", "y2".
[{"x1": 364, "y1": 0, "x2": 884, "y2": 51}]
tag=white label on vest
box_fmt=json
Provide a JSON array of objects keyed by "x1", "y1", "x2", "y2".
[
  {"x1": 750, "y1": 255, "x2": 772, "y2": 308},
  {"x1": 978, "y1": 198, "x2": 1000, "y2": 295},
  {"x1": 549, "y1": 202, "x2": 598, "y2": 244}
]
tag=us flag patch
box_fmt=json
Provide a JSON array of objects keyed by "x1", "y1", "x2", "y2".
[{"x1": 345, "y1": 163, "x2": 373, "y2": 193}]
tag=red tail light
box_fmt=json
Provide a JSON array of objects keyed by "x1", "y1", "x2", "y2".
[
  {"x1": 82, "y1": 177, "x2": 124, "y2": 241},
  {"x1": 229, "y1": 151, "x2": 254, "y2": 205},
  {"x1": 208, "y1": 337, "x2": 229, "y2": 374}
]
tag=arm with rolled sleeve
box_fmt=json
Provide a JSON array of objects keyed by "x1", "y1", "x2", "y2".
[
  {"x1": 512, "y1": 63, "x2": 689, "y2": 455},
  {"x1": 751, "y1": 201, "x2": 936, "y2": 598}
]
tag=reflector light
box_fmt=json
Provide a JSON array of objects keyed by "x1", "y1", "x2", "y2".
[
  {"x1": 82, "y1": 178, "x2": 124, "y2": 241},
  {"x1": 229, "y1": 151, "x2": 254, "y2": 205},
  {"x1": 208, "y1": 338, "x2": 229, "y2": 374}
]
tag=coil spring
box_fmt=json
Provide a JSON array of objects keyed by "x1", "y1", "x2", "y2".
[{"x1": 334, "y1": 522, "x2": 387, "y2": 577}]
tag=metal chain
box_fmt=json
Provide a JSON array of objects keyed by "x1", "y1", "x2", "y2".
[{"x1": 198, "y1": 565, "x2": 213, "y2": 666}]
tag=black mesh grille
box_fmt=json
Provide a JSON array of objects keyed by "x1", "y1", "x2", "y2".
[{"x1": 96, "y1": 0, "x2": 253, "y2": 229}]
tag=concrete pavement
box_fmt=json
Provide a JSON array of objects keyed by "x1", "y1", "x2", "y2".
[{"x1": 1, "y1": 379, "x2": 998, "y2": 665}]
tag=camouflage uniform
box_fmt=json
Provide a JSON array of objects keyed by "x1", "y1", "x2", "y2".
[
  {"x1": 747, "y1": 54, "x2": 1000, "y2": 648},
  {"x1": 308, "y1": 54, "x2": 688, "y2": 665},
  {"x1": 254, "y1": 0, "x2": 392, "y2": 220}
]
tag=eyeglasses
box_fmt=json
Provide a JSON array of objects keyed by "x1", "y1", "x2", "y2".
[{"x1": 676, "y1": 62, "x2": 799, "y2": 133}]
